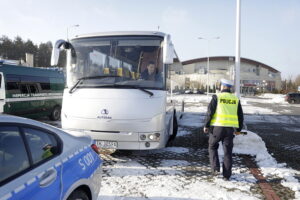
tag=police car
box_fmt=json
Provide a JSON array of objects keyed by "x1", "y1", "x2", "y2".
[{"x1": 0, "y1": 115, "x2": 102, "y2": 200}]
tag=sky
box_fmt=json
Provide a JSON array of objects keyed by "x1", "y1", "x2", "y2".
[{"x1": 0, "y1": 0, "x2": 299, "y2": 79}]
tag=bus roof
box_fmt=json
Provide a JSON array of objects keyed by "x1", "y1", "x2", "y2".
[
  {"x1": 73, "y1": 31, "x2": 167, "y2": 39},
  {"x1": 0, "y1": 64, "x2": 64, "y2": 78}
]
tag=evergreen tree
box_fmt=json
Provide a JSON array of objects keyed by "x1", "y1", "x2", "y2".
[
  {"x1": 0, "y1": 35, "x2": 55, "y2": 68},
  {"x1": 0, "y1": 36, "x2": 13, "y2": 59},
  {"x1": 37, "y1": 42, "x2": 52, "y2": 67},
  {"x1": 13, "y1": 36, "x2": 25, "y2": 61}
]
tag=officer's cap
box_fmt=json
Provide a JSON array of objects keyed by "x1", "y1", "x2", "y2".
[{"x1": 220, "y1": 79, "x2": 234, "y2": 87}]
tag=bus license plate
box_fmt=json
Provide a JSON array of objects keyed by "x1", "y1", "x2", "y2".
[{"x1": 95, "y1": 140, "x2": 118, "y2": 149}]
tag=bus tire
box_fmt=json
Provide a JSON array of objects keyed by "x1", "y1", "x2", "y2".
[
  {"x1": 49, "y1": 106, "x2": 61, "y2": 121},
  {"x1": 167, "y1": 112, "x2": 178, "y2": 145},
  {"x1": 67, "y1": 189, "x2": 90, "y2": 200},
  {"x1": 291, "y1": 99, "x2": 296, "y2": 104}
]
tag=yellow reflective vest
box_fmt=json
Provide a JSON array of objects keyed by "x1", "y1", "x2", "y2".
[{"x1": 210, "y1": 92, "x2": 239, "y2": 128}]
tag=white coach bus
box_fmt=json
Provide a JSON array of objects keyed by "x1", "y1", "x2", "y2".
[{"x1": 51, "y1": 31, "x2": 178, "y2": 150}]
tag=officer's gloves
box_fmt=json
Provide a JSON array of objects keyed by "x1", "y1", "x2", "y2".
[{"x1": 203, "y1": 127, "x2": 209, "y2": 134}]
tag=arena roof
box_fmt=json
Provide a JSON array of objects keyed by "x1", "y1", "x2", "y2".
[{"x1": 182, "y1": 56, "x2": 279, "y2": 73}]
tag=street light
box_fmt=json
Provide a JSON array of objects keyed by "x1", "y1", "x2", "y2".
[
  {"x1": 198, "y1": 36, "x2": 220, "y2": 101},
  {"x1": 67, "y1": 24, "x2": 80, "y2": 41}
]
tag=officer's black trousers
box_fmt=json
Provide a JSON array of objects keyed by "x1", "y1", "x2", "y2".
[{"x1": 208, "y1": 126, "x2": 234, "y2": 178}]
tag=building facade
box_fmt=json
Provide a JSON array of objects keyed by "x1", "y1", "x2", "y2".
[{"x1": 170, "y1": 56, "x2": 282, "y2": 95}]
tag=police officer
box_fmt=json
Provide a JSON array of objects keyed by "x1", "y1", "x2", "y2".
[{"x1": 203, "y1": 79, "x2": 244, "y2": 180}]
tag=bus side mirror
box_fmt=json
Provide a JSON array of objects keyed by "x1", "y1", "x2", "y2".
[
  {"x1": 163, "y1": 34, "x2": 175, "y2": 64},
  {"x1": 51, "y1": 40, "x2": 66, "y2": 66},
  {"x1": 51, "y1": 40, "x2": 76, "y2": 66}
]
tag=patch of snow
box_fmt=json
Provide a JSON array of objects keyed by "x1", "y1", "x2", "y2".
[
  {"x1": 245, "y1": 114, "x2": 298, "y2": 124},
  {"x1": 242, "y1": 106, "x2": 278, "y2": 115},
  {"x1": 159, "y1": 147, "x2": 190, "y2": 154},
  {"x1": 258, "y1": 93, "x2": 284, "y2": 99},
  {"x1": 217, "y1": 130, "x2": 300, "y2": 199},
  {"x1": 283, "y1": 127, "x2": 300, "y2": 132},
  {"x1": 99, "y1": 164, "x2": 261, "y2": 200},
  {"x1": 178, "y1": 113, "x2": 203, "y2": 128},
  {"x1": 241, "y1": 94, "x2": 288, "y2": 105},
  {"x1": 176, "y1": 128, "x2": 192, "y2": 137},
  {"x1": 171, "y1": 94, "x2": 211, "y2": 103}
]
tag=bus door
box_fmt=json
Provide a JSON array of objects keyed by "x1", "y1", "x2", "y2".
[{"x1": 0, "y1": 73, "x2": 5, "y2": 112}]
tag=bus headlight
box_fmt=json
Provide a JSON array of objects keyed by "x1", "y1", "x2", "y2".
[{"x1": 148, "y1": 133, "x2": 160, "y2": 141}]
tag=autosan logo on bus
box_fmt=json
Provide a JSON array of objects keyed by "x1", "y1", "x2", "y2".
[
  {"x1": 97, "y1": 109, "x2": 112, "y2": 119},
  {"x1": 101, "y1": 109, "x2": 109, "y2": 115}
]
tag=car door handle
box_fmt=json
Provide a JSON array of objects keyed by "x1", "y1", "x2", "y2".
[{"x1": 39, "y1": 168, "x2": 57, "y2": 187}]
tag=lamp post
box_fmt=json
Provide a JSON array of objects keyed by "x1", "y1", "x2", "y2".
[
  {"x1": 198, "y1": 36, "x2": 220, "y2": 101},
  {"x1": 67, "y1": 24, "x2": 80, "y2": 41},
  {"x1": 234, "y1": 0, "x2": 241, "y2": 98}
]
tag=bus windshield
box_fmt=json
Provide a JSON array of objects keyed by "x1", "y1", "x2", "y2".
[{"x1": 67, "y1": 36, "x2": 164, "y2": 90}]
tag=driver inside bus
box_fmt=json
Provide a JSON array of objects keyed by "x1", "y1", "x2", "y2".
[{"x1": 141, "y1": 61, "x2": 162, "y2": 81}]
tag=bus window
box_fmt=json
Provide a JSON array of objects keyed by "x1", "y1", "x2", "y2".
[
  {"x1": 7, "y1": 82, "x2": 19, "y2": 90},
  {"x1": 20, "y1": 85, "x2": 29, "y2": 94},
  {"x1": 29, "y1": 84, "x2": 38, "y2": 94},
  {"x1": 6, "y1": 74, "x2": 20, "y2": 91},
  {"x1": 40, "y1": 83, "x2": 51, "y2": 91}
]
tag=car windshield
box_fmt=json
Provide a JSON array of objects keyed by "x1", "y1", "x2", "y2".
[{"x1": 66, "y1": 36, "x2": 165, "y2": 90}]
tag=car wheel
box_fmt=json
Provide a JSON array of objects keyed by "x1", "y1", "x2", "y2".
[
  {"x1": 67, "y1": 190, "x2": 89, "y2": 200},
  {"x1": 49, "y1": 106, "x2": 61, "y2": 121}
]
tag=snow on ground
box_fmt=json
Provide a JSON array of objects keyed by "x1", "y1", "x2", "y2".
[
  {"x1": 177, "y1": 113, "x2": 204, "y2": 128},
  {"x1": 99, "y1": 146, "x2": 262, "y2": 200},
  {"x1": 97, "y1": 94, "x2": 300, "y2": 199},
  {"x1": 283, "y1": 127, "x2": 300, "y2": 133},
  {"x1": 243, "y1": 106, "x2": 278, "y2": 115},
  {"x1": 171, "y1": 94, "x2": 210, "y2": 103},
  {"x1": 171, "y1": 93, "x2": 294, "y2": 115},
  {"x1": 98, "y1": 129, "x2": 300, "y2": 199},
  {"x1": 99, "y1": 129, "x2": 300, "y2": 199},
  {"x1": 44, "y1": 94, "x2": 298, "y2": 199},
  {"x1": 223, "y1": 131, "x2": 300, "y2": 199},
  {"x1": 245, "y1": 114, "x2": 300, "y2": 124},
  {"x1": 240, "y1": 94, "x2": 288, "y2": 114}
]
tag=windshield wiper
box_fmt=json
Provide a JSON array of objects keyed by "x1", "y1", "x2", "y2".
[
  {"x1": 134, "y1": 86, "x2": 154, "y2": 97},
  {"x1": 69, "y1": 79, "x2": 82, "y2": 94},
  {"x1": 69, "y1": 75, "x2": 121, "y2": 94},
  {"x1": 80, "y1": 75, "x2": 120, "y2": 80},
  {"x1": 114, "y1": 84, "x2": 154, "y2": 97}
]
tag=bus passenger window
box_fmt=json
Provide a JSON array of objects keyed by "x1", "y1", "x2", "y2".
[
  {"x1": 20, "y1": 85, "x2": 29, "y2": 94},
  {"x1": 29, "y1": 85, "x2": 38, "y2": 94},
  {"x1": 7, "y1": 82, "x2": 19, "y2": 90},
  {"x1": 40, "y1": 83, "x2": 51, "y2": 91}
]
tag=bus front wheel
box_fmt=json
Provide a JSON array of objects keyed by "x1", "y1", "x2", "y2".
[
  {"x1": 50, "y1": 106, "x2": 61, "y2": 121},
  {"x1": 167, "y1": 113, "x2": 178, "y2": 145}
]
